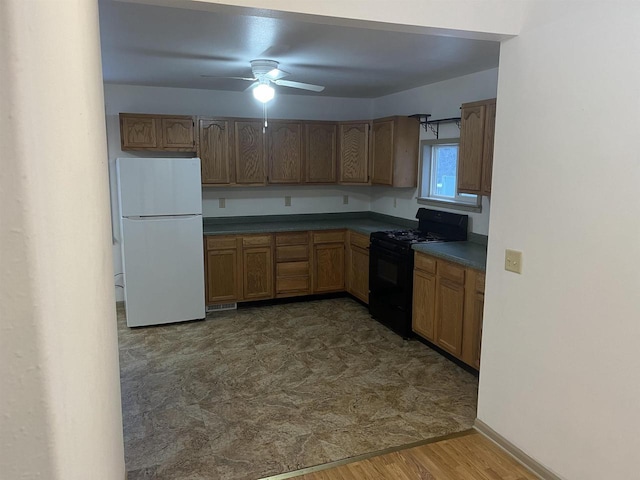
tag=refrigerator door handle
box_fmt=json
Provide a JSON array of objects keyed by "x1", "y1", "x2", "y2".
[{"x1": 124, "y1": 214, "x2": 201, "y2": 220}]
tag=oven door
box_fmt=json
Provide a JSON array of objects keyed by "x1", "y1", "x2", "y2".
[{"x1": 368, "y1": 243, "x2": 414, "y2": 336}]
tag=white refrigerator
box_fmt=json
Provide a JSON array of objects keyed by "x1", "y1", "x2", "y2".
[{"x1": 117, "y1": 157, "x2": 205, "y2": 327}]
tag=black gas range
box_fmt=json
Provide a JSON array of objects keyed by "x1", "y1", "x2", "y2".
[{"x1": 369, "y1": 208, "x2": 468, "y2": 338}]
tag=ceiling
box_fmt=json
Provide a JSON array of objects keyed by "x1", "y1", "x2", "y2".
[{"x1": 98, "y1": 1, "x2": 500, "y2": 98}]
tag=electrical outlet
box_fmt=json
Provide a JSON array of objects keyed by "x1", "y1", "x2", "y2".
[
  {"x1": 393, "y1": 198, "x2": 397, "y2": 208},
  {"x1": 219, "y1": 198, "x2": 225, "y2": 208},
  {"x1": 343, "y1": 195, "x2": 349, "y2": 205},
  {"x1": 505, "y1": 249, "x2": 523, "y2": 274},
  {"x1": 285, "y1": 196, "x2": 291, "y2": 207}
]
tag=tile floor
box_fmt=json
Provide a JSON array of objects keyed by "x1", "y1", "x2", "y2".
[{"x1": 118, "y1": 297, "x2": 478, "y2": 480}]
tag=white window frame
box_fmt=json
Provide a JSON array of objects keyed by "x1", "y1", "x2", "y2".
[{"x1": 417, "y1": 138, "x2": 482, "y2": 213}]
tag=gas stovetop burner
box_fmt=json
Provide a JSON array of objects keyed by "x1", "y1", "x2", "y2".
[{"x1": 378, "y1": 229, "x2": 446, "y2": 244}]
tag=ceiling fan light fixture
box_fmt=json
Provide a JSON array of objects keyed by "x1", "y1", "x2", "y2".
[{"x1": 253, "y1": 83, "x2": 275, "y2": 103}]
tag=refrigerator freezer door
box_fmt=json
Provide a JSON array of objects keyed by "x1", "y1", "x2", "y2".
[
  {"x1": 121, "y1": 215, "x2": 205, "y2": 327},
  {"x1": 117, "y1": 157, "x2": 202, "y2": 217}
]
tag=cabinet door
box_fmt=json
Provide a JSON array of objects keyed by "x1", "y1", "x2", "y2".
[
  {"x1": 371, "y1": 119, "x2": 394, "y2": 185},
  {"x1": 313, "y1": 243, "x2": 345, "y2": 293},
  {"x1": 435, "y1": 278, "x2": 465, "y2": 356},
  {"x1": 348, "y1": 245, "x2": 369, "y2": 303},
  {"x1": 161, "y1": 117, "x2": 195, "y2": 150},
  {"x1": 481, "y1": 101, "x2": 496, "y2": 196},
  {"x1": 305, "y1": 123, "x2": 337, "y2": 183},
  {"x1": 242, "y1": 246, "x2": 273, "y2": 300},
  {"x1": 268, "y1": 122, "x2": 302, "y2": 184},
  {"x1": 120, "y1": 115, "x2": 159, "y2": 149},
  {"x1": 199, "y1": 119, "x2": 231, "y2": 184},
  {"x1": 234, "y1": 121, "x2": 266, "y2": 184},
  {"x1": 338, "y1": 122, "x2": 369, "y2": 183},
  {"x1": 206, "y1": 249, "x2": 240, "y2": 304},
  {"x1": 412, "y1": 270, "x2": 437, "y2": 341},
  {"x1": 457, "y1": 104, "x2": 486, "y2": 194}
]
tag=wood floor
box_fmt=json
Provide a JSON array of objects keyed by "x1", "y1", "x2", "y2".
[{"x1": 282, "y1": 431, "x2": 538, "y2": 480}]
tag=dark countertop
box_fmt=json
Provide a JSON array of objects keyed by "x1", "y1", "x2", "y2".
[
  {"x1": 203, "y1": 211, "x2": 488, "y2": 270},
  {"x1": 412, "y1": 241, "x2": 487, "y2": 271},
  {"x1": 202, "y1": 212, "x2": 415, "y2": 237}
]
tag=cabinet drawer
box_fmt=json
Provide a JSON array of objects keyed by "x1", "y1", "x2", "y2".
[
  {"x1": 277, "y1": 276, "x2": 310, "y2": 293},
  {"x1": 275, "y1": 231, "x2": 309, "y2": 246},
  {"x1": 438, "y1": 260, "x2": 466, "y2": 284},
  {"x1": 414, "y1": 253, "x2": 436, "y2": 274},
  {"x1": 277, "y1": 261, "x2": 309, "y2": 277},
  {"x1": 276, "y1": 245, "x2": 309, "y2": 262},
  {"x1": 475, "y1": 272, "x2": 486, "y2": 293},
  {"x1": 349, "y1": 231, "x2": 370, "y2": 250},
  {"x1": 242, "y1": 234, "x2": 272, "y2": 247},
  {"x1": 313, "y1": 230, "x2": 346, "y2": 244},
  {"x1": 206, "y1": 235, "x2": 237, "y2": 250}
]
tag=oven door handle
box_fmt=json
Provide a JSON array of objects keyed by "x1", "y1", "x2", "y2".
[{"x1": 370, "y1": 246, "x2": 409, "y2": 261}]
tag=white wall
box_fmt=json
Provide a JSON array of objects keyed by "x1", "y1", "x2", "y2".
[
  {"x1": 370, "y1": 69, "x2": 498, "y2": 235},
  {"x1": 1, "y1": 1, "x2": 124, "y2": 479},
  {"x1": 478, "y1": 3, "x2": 640, "y2": 479}
]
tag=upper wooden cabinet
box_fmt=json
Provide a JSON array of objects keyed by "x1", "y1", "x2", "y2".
[
  {"x1": 457, "y1": 98, "x2": 496, "y2": 196},
  {"x1": 120, "y1": 113, "x2": 196, "y2": 152},
  {"x1": 234, "y1": 120, "x2": 266, "y2": 185},
  {"x1": 267, "y1": 121, "x2": 302, "y2": 184},
  {"x1": 338, "y1": 121, "x2": 370, "y2": 184},
  {"x1": 304, "y1": 122, "x2": 337, "y2": 184},
  {"x1": 198, "y1": 118, "x2": 231, "y2": 185},
  {"x1": 371, "y1": 116, "x2": 420, "y2": 187}
]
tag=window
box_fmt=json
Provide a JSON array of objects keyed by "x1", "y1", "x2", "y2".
[{"x1": 419, "y1": 139, "x2": 480, "y2": 210}]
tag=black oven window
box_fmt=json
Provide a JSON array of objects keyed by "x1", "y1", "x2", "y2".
[{"x1": 377, "y1": 258, "x2": 398, "y2": 285}]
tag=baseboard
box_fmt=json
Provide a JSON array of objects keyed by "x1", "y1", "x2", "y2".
[{"x1": 474, "y1": 419, "x2": 563, "y2": 480}]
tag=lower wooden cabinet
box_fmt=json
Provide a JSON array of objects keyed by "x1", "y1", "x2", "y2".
[
  {"x1": 275, "y1": 232, "x2": 311, "y2": 298},
  {"x1": 413, "y1": 252, "x2": 484, "y2": 369},
  {"x1": 312, "y1": 230, "x2": 346, "y2": 293},
  {"x1": 346, "y1": 231, "x2": 370, "y2": 304},
  {"x1": 205, "y1": 236, "x2": 241, "y2": 304},
  {"x1": 241, "y1": 235, "x2": 273, "y2": 301}
]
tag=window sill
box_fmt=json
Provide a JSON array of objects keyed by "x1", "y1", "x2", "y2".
[{"x1": 417, "y1": 197, "x2": 482, "y2": 213}]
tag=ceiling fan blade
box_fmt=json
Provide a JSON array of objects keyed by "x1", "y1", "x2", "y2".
[
  {"x1": 200, "y1": 75, "x2": 257, "y2": 81},
  {"x1": 265, "y1": 68, "x2": 289, "y2": 81},
  {"x1": 274, "y1": 79, "x2": 325, "y2": 92},
  {"x1": 244, "y1": 81, "x2": 259, "y2": 91}
]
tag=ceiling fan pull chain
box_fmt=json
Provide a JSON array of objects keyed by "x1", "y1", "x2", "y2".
[{"x1": 263, "y1": 102, "x2": 268, "y2": 133}]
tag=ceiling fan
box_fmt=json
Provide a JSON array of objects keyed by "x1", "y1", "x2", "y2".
[{"x1": 201, "y1": 59, "x2": 325, "y2": 103}]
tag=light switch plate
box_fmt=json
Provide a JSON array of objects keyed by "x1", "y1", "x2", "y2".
[
  {"x1": 218, "y1": 198, "x2": 225, "y2": 208},
  {"x1": 285, "y1": 196, "x2": 291, "y2": 207},
  {"x1": 505, "y1": 249, "x2": 523, "y2": 274},
  {"x1": 343, "y1": 195, "x2": 349, "y2": 205}
]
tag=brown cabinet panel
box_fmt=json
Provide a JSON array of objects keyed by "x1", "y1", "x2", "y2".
[
  {"x1": 275, "y1": 232, "x2": 309, "y2": 246},
  {"x1": 338, "y1": 122, "x2": 369, "y2": 184},
  {"x1": 120, "y1": 115, "x2": 159, "y2": 149},
  {"x1": 412, "y1": 270, "x2": 437, "y2": 341},
  {"x1": 242, "y1": 246, "x2": 273, "y2": 300},
  {"x1": 276, "y1": 245, "x2": 309, "y2": 262},
  {"x1": 438, "y1": 261, "x2": 465, "y2": 285},
  {"x1": 458, "y1": 104, "x2": 485, "y2": 193},
  {"x1": 206, "y1": 236, "x2": 237, "y2": 250},
  {"x1": 348, "y1": 245, "x2": 369, "y2": 303},
  {"x1": 305, "y1": 123, "x2": 337, "y2": 183},
  {"x1": 161, "y1": 117, "x2": 195, "y2": 149},
  {"x1": 371, "y1": 120, "x2": 394, "y2": 185},
  {"x1": 276, "y1": 276, "x2": 310, "y2": 295},
  {"x1": 199, "y1": 119, "x2": 231, "y2": 184},
  {"x1": 277, "y1": 261, "x2": 309, "y2": 277},
  {"x1": 435, "y1": 278, "x2": 465, "y2": 356},
  {"x1": 349, "y1": 231, "x2": 370, "y2": 251},
  {"x1": 481, "y1": 101, "x2": 496, "y2": 195},
  {"x1": 268, "y1": 122, "x2": 302, "y2": 184},
  {"x1": 313, "y1": 243, "x2": 345, "y2": 293},
  {"x1": 206, "y1": 248, "x2": 240, "y2": 304},
  {"x1": 234, "y1": 121, "x2": 266, "y2": 184},
  {"x1": 313, "y1": 230, "x2": 346, "y2": 244},
  {"x1": 458, "y1": 99, "x2": 496, "y2": 196},
  {"x1": 414, "y1": 253, "x2": 436, "y2": 274},
  {"x1": 242, "y1": 235, "x2": 272, "y2": 247}
]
